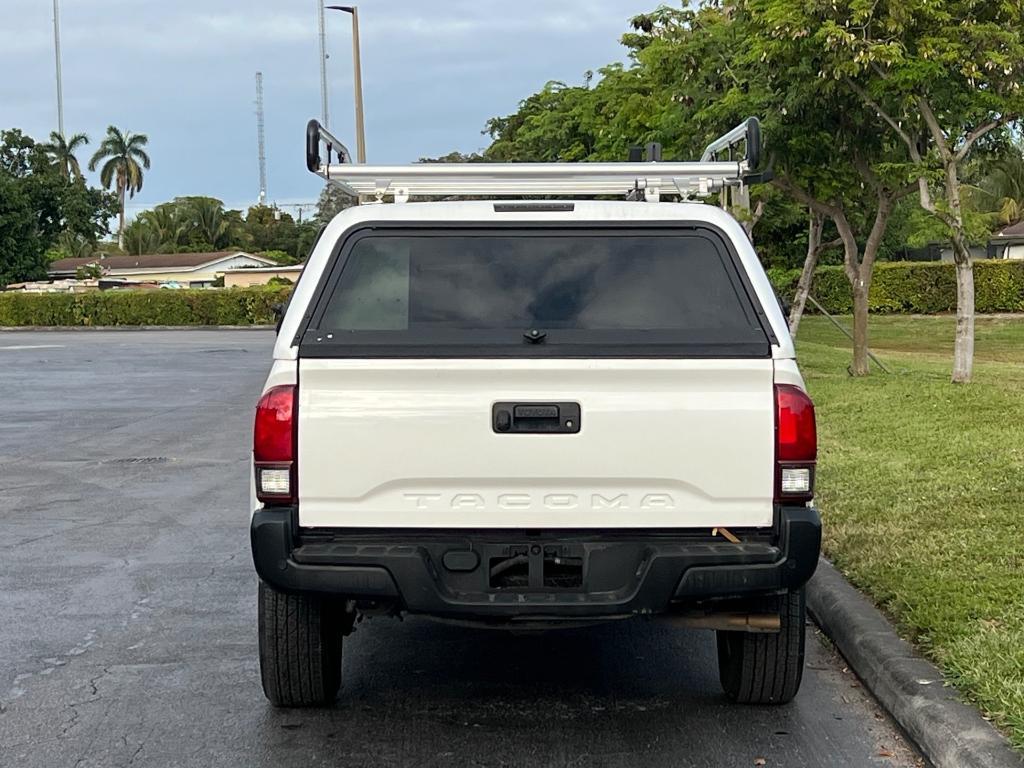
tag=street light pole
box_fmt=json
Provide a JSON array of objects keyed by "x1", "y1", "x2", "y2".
[
  {"x1": 349, "y1": 7, "x2": 366, "y2": 164},
  {"x1": 52, "y1": 0, "x2": 64, "y2": 137},
  {"x1": 326, "y1": 5, "x2": 366, "y2": 163}
]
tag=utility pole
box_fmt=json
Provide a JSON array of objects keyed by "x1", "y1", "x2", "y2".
[
  {"x1": 326, "y1": 6, "x2": 366, "y2": 162},
  {"x1": 255, "y1": 72, "x2": 268, "y2": 205},
  {"x1": 317, "y1": 1, "x2": 329, "y2": 128},
  {"x1": 52, "y1": 0, "x2": 64, "y2": 137},
  {"x1": 275, "y1": 202, "x2": 317, "y2": 223}
]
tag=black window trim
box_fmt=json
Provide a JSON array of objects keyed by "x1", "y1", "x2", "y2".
[{"x1": 294, "y1": 221, "x2": 777, "y2": 359}]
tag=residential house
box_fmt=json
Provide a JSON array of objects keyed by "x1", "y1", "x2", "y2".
[
  {"x1": 48, "y1": 251, "x2": 278, "y2": 288},
  {"x1": 221, "y1": 265, "x2": 303, "y2": 288},
  {"x1": 987, "y1": 221, "x2": 1024, "y2": 260}
]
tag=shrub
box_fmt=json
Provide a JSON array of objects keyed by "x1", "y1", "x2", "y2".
[
  {"x1": 0, "y1": 286, "x2": 293, "y2": 327},
  {"x1": 768, "y1": 260, "x2": 1024, "y2": 314}
]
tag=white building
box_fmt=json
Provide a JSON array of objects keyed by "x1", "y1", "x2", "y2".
[{"x1": 48, "y1": 251, "x2": 278, "y2": 288}]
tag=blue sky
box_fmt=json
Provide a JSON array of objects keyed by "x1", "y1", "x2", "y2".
[{"x1": 3, "y1": 0, "x2": 660, "y2": 215}]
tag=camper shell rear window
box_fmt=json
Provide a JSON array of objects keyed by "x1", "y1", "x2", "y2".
[{"x1": 298, "y1": 224, "x2": 772, "y2": 358}]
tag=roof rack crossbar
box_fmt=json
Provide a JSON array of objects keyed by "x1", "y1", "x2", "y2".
[{"x1": 305, "y1": 117, "x2": 764, "y2": 201}]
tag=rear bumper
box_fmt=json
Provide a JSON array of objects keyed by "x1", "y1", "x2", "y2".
[{"x1": 250, "y1": 507, "x2": 820, "y2": 620}]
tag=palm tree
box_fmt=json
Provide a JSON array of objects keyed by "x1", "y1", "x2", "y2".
[
  {"x1": 88, "y1": 126, "x2": 151, "y2": 250},
  {"x1": 123, "y1": 219, "x2": 166, "y2": 256},
  {"x1": 983, "y1": 151, "x2": 1024, "y2": 226},
  {"x1": 44, "y1": 131, "x2": 90, "y2": 179},
  {"x1": 189, "y1": 197, "x2": 235, "y2": 249}
]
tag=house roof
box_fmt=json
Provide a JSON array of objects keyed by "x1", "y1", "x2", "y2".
[
  {"x1": 49, "y1": 251, "x2": 273, "y2": 273},
  {"x1": 994, "y1": 221, "x2": 1024, "y2": 238}
]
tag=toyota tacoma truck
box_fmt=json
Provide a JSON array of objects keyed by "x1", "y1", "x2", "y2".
[{"x1": 249, "y1": 119, "x2": 820, "y2": 708}]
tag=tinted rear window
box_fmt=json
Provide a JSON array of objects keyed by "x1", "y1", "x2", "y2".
[{"x1": 304, "y1": 229, "x2": 770, "y2": 358}]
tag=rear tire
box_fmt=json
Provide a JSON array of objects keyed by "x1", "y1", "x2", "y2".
[
  {"x1": 716, "y1": 589, "x2": 806, "y2": 704},
  {"x1": 258, "y1": 581, "x2": 344, "y2": 707}
]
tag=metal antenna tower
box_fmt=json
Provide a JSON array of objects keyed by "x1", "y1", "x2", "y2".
[
  {"x1": 317, "y1": 1, "x2": 330, "y2": 128},
  {"x1": 256, "y1": 72, "x2": 267, "y2": 205}
]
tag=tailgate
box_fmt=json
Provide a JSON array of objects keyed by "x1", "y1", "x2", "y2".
[{"x1": 297, "y1": 358, "x2": 775, "y2": 529}]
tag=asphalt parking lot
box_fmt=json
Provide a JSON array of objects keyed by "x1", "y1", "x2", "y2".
[{"x1": 0, "y1": 330, "x2": 925, "y2": 768}]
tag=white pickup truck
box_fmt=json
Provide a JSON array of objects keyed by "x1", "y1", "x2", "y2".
[{"x1": 249, "y1": 120, "x2": 820, "y2": 708}]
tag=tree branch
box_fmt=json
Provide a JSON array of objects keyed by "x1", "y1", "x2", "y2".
[
  {"x1": 853, "y1": 156, "x2": 882, "y2": 194},
  {"x1": 773, "y1": 175, "x2": 860, "y2": 281},
  {"x1": 916, "y1": 176, "x2": 957, "y2": 228},
  {"x1": 771, "y1": 175, "x2": 840, "y2": 219},
  {"x1": 917, "y1": 176, "x2": 938, "y2": 213},
  {"x1": 845, "y1": 77, "x2": 920, "y2": 161},
  {"x1": 750, "y1": 199, "x2": 766, "y2": 228},
  {"x1": 817, "y1": 236, "x2": 844, "y2": 254},
  {"x1": 895, "y1": 181, "x2": 918, "y2": 200},
  {"x1": 833, "y1": 209, "x2": 861, "y2": 285},
  {"x1": 917, "y1": 98, "x2": 950, "y2": 160},
  {"x1": 955, "y1": 115, "x2": 1015, "y2": 162},
  {"x1": 861, "y1": 192, "x2": 892, "y2": 275}
]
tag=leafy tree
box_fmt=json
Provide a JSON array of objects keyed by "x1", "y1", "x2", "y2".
[
  {"x1": 258, "y1": 249, "x2": 301, "y2": 266},
  {"x1": 0, "y1": 129, "x2": 115, "y2": 285},
  {"x1": 974, "y1": 145, "x2": 1024, "y2": 228},
  {"x1": 728, "y1": 1, "x2": 918, "y2": 374},
  {"x1": 75, "y1": 263, "x2": 104, "y2": 280},
  {"x1": 122, "y1": 217, "x2": 167, "y2": 255},
  {"x1": 314, "y1": 184, "x2": 356, "y2": 227},
  {"x1": 49, "y1": 232, "x2": 97, "y2": 261},
  {"x1": 797, "y1": 0, "x2": 1024, "y2": 382},
  {"x1": 476, "y1": 9, "x2": 807, "y2": 266},
  {"x1": 244, "y1": 205, "x2": 300, "y2": 255},
  {"x1": 485, "y1": 80, "x2": 600, "y2": 162},
  {"x1": 180, "y1": 196, "x2": 243, "y2": 251},
  {"x1": 122, "y1": 197, "x2": 244, "y2": 254},
  {"x1": 123, "y1": 202, "x2": 183, "y2": 254},
  {"x1": 419, "y1": 151, "x2": 485, "y2": 163},
  {"x1": 0, "y1": 171, "x2": 45, "y2": 285},
  {"x1": 44, "y1": 131, "x2": 90, "y2": 179},
  {"x1": 88, "y1": 126, "x2": 151, "y2": 250},
  {"x1": 294, "y1": 220, "x2": 321, "y2": 262}
]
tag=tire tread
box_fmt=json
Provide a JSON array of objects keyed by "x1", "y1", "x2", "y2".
[
  {"x1": 717, "y1": 589, "x2": 806, "y2": 705},
  {"x1": 258, "y1": 581, "x2": 341, "y2": 707}
]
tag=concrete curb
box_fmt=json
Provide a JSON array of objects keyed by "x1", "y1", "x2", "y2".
[
  {"x1": 0, "y1": 325, "x2": 275, "y2": 332},
  {"x1": 808, "y1": 559, "x2": 1023, "y2": 768}
]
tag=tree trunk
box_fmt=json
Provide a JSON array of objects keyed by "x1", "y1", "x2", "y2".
[
  {"x1": 741, "y1": 199, "x2": 765, "y2": 243},
  {"x1": 851, "y1": 278, "x2": 871, "y2": 376},
  {"x1": 118, "y1": 183, "x2": 126, "y2": 251},
  {"x1": 844, "y1": 192, "x2": 891, "y2": 377},
  {"x1": 831, "y1": 211, "x2": 873, "y2": 376},
  {"x1": 951, "y1": 239, "x2": 975, "y2": 383},
  {"x1": 944, "y1": 161, "x2": 975, "y2": 384},
  {"x1": 788, "y1": 211, "x2": 824, "y2": 337}
]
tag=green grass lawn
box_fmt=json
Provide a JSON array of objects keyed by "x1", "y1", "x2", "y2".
[{"x1": 797, "y1": 314, "x2": 1024, "y2": 749}]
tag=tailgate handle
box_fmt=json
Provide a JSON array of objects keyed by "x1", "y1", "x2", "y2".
[{"x1": 493, "y1": 402, "x2": 581, "y2": 434}]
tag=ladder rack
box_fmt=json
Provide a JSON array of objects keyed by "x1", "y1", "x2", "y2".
[{"x1": 305, "y1": 117, "x2": 765, "y2": 202}]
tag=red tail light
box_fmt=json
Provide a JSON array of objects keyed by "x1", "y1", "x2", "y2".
[
  {"x1": 775, "y1": 384, "x2": 816, "y2": 502},
  {"x1": 254, "y1": 385, "x2": 296, "y2": 505}
]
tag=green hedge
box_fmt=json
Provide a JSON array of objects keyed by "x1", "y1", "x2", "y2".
[
  {"x1": 768, "y1": 260, "x2": 1024, "y2": 314},
  {"x1": 0, "y1": 286, "x2": 293, "y2": 327},
  {"x1": 4, "y1": 262, "x2": 1021, "y2": 325}
]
